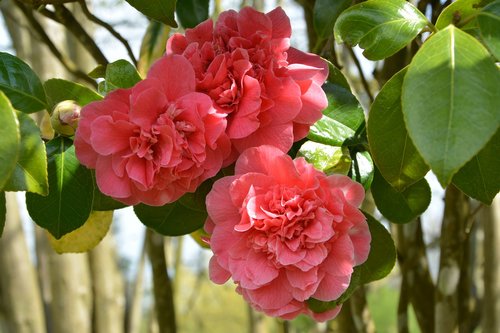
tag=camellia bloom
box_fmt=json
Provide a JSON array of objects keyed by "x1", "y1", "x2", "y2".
[
  {"x1": 205, "y1": 145, "x2": 371, "y2": 321},
  {"x1": 75, "y1": 55, "x2": 231, "y2": 206},
  {"x1": 167, "y1": 7, "x2": 328, "y2": 160}
]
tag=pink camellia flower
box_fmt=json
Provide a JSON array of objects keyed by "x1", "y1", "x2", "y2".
[
  {"x1": 75, "y1": 54, "x2": 231, "y2": 206},
  {"x1": 205, "y1": 145, "x2": 371, "y2": 321},
  {"x1": 167, "y1": 7, "x2": 328, "y2": 161}
]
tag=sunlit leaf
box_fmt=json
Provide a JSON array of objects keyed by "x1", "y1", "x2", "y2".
[
  {"x1": 371, "y1": 168, "x2": 431, "y2": 223},
  {"x1": 0, "y1": 52, "x2": 47, "y2": 113},
  {"x1": 402, "y1": 26, "x2": 500, "y2": 186},
  {"x1": 138, "y1": 20, "x2": 171, "y2": 76},
  {"x1": 334, "y1": 0, "x2": 429, "y2": 60},
  {"x1": 368, "y1": 67, "x2": 429, "y2": 191},
  {"x1": 26, "y1": 137, "x2": 93, "y2": 239},
  {"x1": 351, "y1": 151, "x2": 374, "y2": 190},
  {"x1": 48, "y1": 211, "x2": 113, "y2": 254},
  {"x1": 0, "y1": 192, "x2": 5, "y2": 237},
  {"x1": 3, "y1": 112, "x2": 48, "y2": 195},
  {"x1": 0, "y1": 91, "x2": 20, "y2": 190},
  {"x1": 298, "y1": 141, "x2": 351, "y2": 175},
  {"x1": 102, "y1": 60, "x2": 142, "y2": 94},
  {"x1": 435, "y1": 0, "x2": 482, "y2": 30}
]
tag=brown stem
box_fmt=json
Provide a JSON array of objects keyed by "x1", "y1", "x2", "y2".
[
  {"x1": 347, "y1": 46, "x2": 374, "y2": 104},
  {"x1": 146, "y1": 229, "x2": 177, "y2": 333},
  {"x1": 37, "y1": 4, "x2": 108, "y2": 65},
  {"x1": 13, "y1": 1, "x2": 96, "y2": 87},
  {"x1": 77, "y1": 0, "x2": 137, "y2": 66}
]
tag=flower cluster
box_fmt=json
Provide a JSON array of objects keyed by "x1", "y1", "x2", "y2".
[
  {"x1": 167, "y1": 6, "x2": 328, "y2": 160},
  {"x1": 205, "y1": 146, "x2": 371, "y2": 321},
  {"x1": 74, "y1": 6, "x2": 370, "y2": 322}
]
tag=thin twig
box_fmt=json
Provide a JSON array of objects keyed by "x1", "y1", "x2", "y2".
[
  {"x1": 37, "y1": 4, "x2": 109, "y2": 65},
  {"x1": 77, "y1": 0, "x2": 137, "y2": 66},
  {"x1": 14, "y1": 1, "x2": 97, "y2": 87},
  {"x1": 347, "y1": 46, "x2": 374, "y2": 104}
]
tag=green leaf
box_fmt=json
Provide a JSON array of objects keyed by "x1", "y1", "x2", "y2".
[
  {"x1": 134, "y1": 201, "x2": 207, "y2": 236},
  {"x1": 308, "y1": 213, "x2": 396, "y2": 313},
  {"x1": 371, "y1": 168, "x2": 431, "y2": 223},
  {"x1": 125, "y1": 0, "x2": 177, "y2": 27},
  {"x1": 0, "y1": 192, "x2": 5, "y2": 237},
  {"x1": 313, "y1": 0, "x2": 352, "y2": 38},
  {"x1": 103, "y1": 60, "x2": 142, "y2": 94},
  {"x1": 323, "y1": 63, "x2": 365, "y2": 131},
  {"x1": 91, "y1": 171, "x2": 127, "y2": 211},
  {"x1": 478, "y1": 0, "x2": 500, "y2": 59},
  {"x1": 3, "y1": 112, "x2": 48, "y2": 195},
  {"x1": 334, "y1": 0, "x2": 429, "y2": 60},
  {"x1": 368, "y1": 67, "x2": 429, "y2": 191},
  {"x1": 402, "y1": 26, "x2": 500, "y2": 186},
  {"x1": 176, "y1": 0, "x2": 209, "y2": 28},
  {"x1": 453, "y1": 129, "x2": 500, "y2": 205},
  {"x1": 435, "y1": 0, "x2": 482, "y2": 31},
  {"x1": 350, "y1": 151, "x2": 374, "y2": 190},
  {"x1": 26, "y1": 137, "x2": 93, "y2": 239},
  {"x1": 0, "y1": 52, "x2": 47, "y2": 113},
  {"x1": 138, "y1": 20, "x2": 171, "y2": 76},
  {"x1": 308, "y1": 115, "x2": 355, "y2": 147},
  {"x1": 0, "y1": 91, "x2": 20, "y2": 190},
  {"x1": 298, "y1": 141, "x2": 351, "y2": 175},
  {"x1": 44, "y1": 79, "x2": 102, "y2": 111}
]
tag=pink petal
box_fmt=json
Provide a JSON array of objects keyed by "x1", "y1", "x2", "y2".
[
  {"x1": 209, "y1": 256, "x2": 231, "y2": 284},
  {"x1": 185, "y1": 19, "x2": 214, "y2": 44},
  {"x1": 287, "y1": 47, "x2": 329, "y2": 84},
  {"x1": 245, "y1": 275, "x2": 294, "y2": 309},
  {"x1": 232, "y1": 123, "x2": 294, "y2": 156},
  {"x1": 309, "y1": 305, "x2": 342, "y2": 322},
  {"x1": 166, "y1": 33, "x2": 188, "y2": 54},
  {"x1": 242, "y1": 251, "x2": 279, "y2": 288},
  {"x1": 313, "y1": 273, "x2": 351, "y2": 302},
  {"x1": 321, "y1": 234, "x2": 355, "y2": 276},
  {"x1": 90, "y1": 116, "x2": 136, "y2": 155},
  {"x1": 226, "y1": 75, "x2": 261, "y2": 139},
  {"x1": 234, "y1": 145, "x2": 287, "y2": 176},
  {"x1": 129, "y1": 80, "x2": 168, "y2": 128},
  {"x1": 267, "y1": 7, "x2": 291, "y2": 39},
  {"x1": 206, "y1": 176, "x2": 241, "y2": 224},
  {"x1": 237, "y1": 7, "x2": 272, "y2": 39},
  {"x1": 74, "y1": 133, "x2": 98, "y2": 168},
  {"x1": 148, "y1": 55, "x2": 196, "y2": 100},
  {"x1": 323, "y1": 174, "x2": 366, "y2": 207},
  {"x1": 95, "y1": 156, "x2": 132, "y2": 199},
  {"x1": 263, "y1": 72, "x2": 302, "y2": 124},
  {"x1": 294, "y1": 81, "x2": 327, "y2": 124}
]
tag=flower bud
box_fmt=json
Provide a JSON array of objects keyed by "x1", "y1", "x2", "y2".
[{"x1": 51, "y1": 100, "x2": 81, "y2": 136}]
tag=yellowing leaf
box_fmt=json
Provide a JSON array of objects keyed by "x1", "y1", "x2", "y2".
[{"x1": 48, "y1": 211, "x2": 113, "y2": 254}]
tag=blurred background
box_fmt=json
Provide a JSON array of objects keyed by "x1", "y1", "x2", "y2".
[{"x1": 0, "y1": 0, "x2": 498, "y2": 332}]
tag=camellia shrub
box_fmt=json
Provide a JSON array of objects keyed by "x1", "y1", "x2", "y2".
[{"x1": 0, "y1": 0, "x2": 498, "y2": 323}]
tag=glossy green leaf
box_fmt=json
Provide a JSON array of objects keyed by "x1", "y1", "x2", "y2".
[
  {"x1": 138, "y1": 20, "x2": 171, "y2": 76},
  {"x1": 368, "y1": 67, "x2": 429, "y2": 191},
  {"x1": 125, "y1": 0, "x2": 177, "y2": 27},
  {"x1": 313, "y1": 0, "x2": 352, "y2": 38},
  {"x1": 91, "y1": 171, "x2": 127, "y2": 211},
  {"x1": 351, "y1": 151, "x2": 374, "y2": 190},
  {"x1": 323, "y1": 63, "x2": 365, "y2": 131},
  {"x1": 3, "y1": 112, "x2": 48, "y2": 195},
  {"x1": 435, "y1": 0, "x2": 482, "y2": 30},
  {"x1": 453, "y1": 129, "x2": 500, "y2": 205},
  {"x1": 371, "y1": 168, "x2": 431, "y2": 223},
  {"x1": 308, "y1": 116, "x2": 355, "y2": 147},
  {"x1": 334, "y1": 0, "x2": 429, "y2": 60},
  {"x1": 308, "y1": 213, "x2": 396, "y2": 313},
  {"x1": 0, "y1": 52, "x2": 47, "y2": 113},
  {"x1": 0, "y1": 91, "x2": 20, "y2": 190},
  {"x1": 478, "y1": 0, "x2": 500, "y2": 59},
  {"x1": 176, "y1": 0, "x2": 209, "y2": 28},
  {"x1": 134, "y1": 201, "x2": 207, "y2": 236},
  {"x1": 402, "y1": 26, "x2": 500, "y2": 186},
  {"x1": 44, "y1": 79, "x2": 102, "y2": 111},
  {"x1": 0, "y1": 192, "x2": 5, "y2": 237},
  {"x1": 102, "y1": 60, "x2": 142, "y2": 94},
  {"x1": 26, "y1": 137, "x2": 93, "y2": 239},
  {"x1": 298, "y1": 141, "x2": 351, "y2": 175}
]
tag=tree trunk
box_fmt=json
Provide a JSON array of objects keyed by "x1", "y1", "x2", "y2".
[
  {"x1": 126, "y1": 235, "x2": 147, "y2": 333},
  {"x1": 146, "y1": 229, "x2": 177, "y2": 333},
  {"x1": 0, "y1": 193, "x2": 46, "y2": 333},
  {"x1": 483, "y1": 195, "x2": 500, "y2": 332},
  {"x1": 435, "y1": 185, "x2": 469, "y2": 333},
  {"x1": 89, "y1": 227, "x2": 126, "y2": 333}
]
